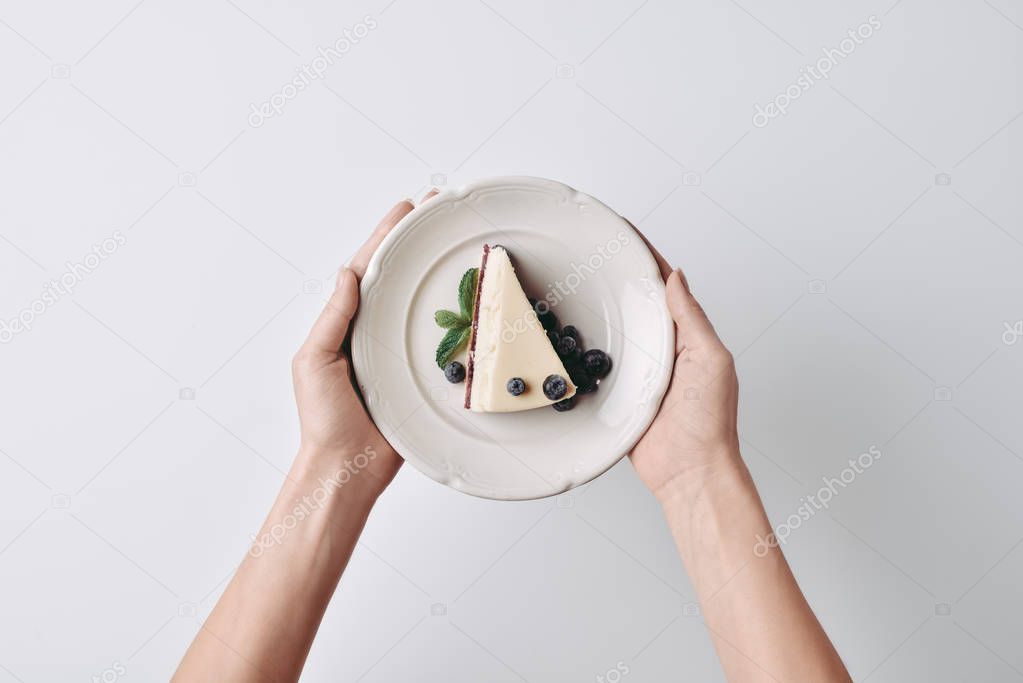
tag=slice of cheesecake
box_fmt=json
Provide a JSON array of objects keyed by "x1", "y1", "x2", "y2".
[{"x1": 465, "y1": 245, "x2": 576, "y2": 412}]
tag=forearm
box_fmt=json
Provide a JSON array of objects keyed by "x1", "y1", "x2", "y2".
[
  {"x1": 173, "y1": 448, "x2": 378, "y2": 683},
  {"x1": 660, "y1": 449, "x2": 850, "y2": 683}
]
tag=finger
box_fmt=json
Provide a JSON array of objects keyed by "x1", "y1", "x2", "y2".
[
  {"x1": 665, "y1": 268, "x2": 721, "y2": 352},
  {"x1": 624, "y1": 218, "x2": 673, "y2": 281},
  {"x1": 421, "y1": 187, "x2": 440, "y2": 203},
  {"x1": 306, "y1": 268, "x2": 359, "y2": 354},
  {"x1": 348, "y1": 199, "x2": 415, "y2": 279}
]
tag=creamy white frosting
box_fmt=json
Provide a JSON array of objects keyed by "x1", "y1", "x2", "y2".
[{"x1": 467, "y1": 246, "x2": 576, "y2": 412}]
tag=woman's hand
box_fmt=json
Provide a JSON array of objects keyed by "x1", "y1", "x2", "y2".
[
  {"x1": 174, "y1": 197, "x2": 434, "y2": 683},
  {"x1": 629, "y1": 242, "x2": 851, "y2": 683},
  {"x1": 629, "y1": 258, "x2": 740, "y2": 502},
  {"x1": 291, "y1": 199, "x2": 423, "y2": 499}
]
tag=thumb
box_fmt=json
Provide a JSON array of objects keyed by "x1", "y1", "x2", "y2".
[
  {"x1": 665, "y1": 268, "x2": 720, "y2": 352},
  {"x1": 305, "y1": 268, "x2": 359, "y2": 355}
]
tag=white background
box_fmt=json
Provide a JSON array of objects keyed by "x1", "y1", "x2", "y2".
[{"x1": 1, "y1": 0, "x2": 1022, "y2": 680}]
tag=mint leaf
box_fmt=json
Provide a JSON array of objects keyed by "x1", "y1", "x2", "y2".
[
  {"x1": 458, "y1": 267, "x2": 479, "y2": 319},
  {"x1": 433, "y1": 268, "x2": 477, "y2": 369},
  {"x1": 435, "y1": 326, "x2": 471, "y2": 368},
  {"x1": 434, "y1": 309, "x2": 467, "y2": 329}
]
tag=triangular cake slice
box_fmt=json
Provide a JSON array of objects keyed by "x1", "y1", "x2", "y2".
[{"x1": 465, "y1": 245, "x2": 576, "y2": 412}]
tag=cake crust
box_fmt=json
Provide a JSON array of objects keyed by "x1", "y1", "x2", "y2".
[{"x1": 463, "y1": 244, "x2": 490, "y2": 409}]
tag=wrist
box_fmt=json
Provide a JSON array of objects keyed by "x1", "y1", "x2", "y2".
[
  {"x1": 246, "y1": 449, "x2": 380, "y2": 571},
  {"x1": 291, "y1": 443, "x2": 393, "y2": 509},
  {"x1": 657, "y1": 448, "x2": 766, "y2": 566},
  {"x1": 652, "y1": 441, "x2": 744, "y2": 508}
]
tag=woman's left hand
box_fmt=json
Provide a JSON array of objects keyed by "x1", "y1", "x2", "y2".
[{"x1": 291, "y1": 197, "x2": 428, "y2": 498}]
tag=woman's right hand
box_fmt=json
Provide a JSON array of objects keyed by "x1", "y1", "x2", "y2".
[
  {"x1": 628, "y1": 251, "x2": 852, "y2": 683},
  {"x1": 629, "y1": 265, "x2": 741, "y2": 503}
]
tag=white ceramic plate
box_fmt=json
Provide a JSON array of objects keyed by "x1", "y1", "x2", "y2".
[{"x1": 352, "y1": 177, "x2": 674, "y2": 500}]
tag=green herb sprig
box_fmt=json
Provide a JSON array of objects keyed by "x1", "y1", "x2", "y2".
[{"x1": 434, "y1": 267, "x2": 478, "y2": 368}]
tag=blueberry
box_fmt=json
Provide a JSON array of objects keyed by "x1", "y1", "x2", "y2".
[
  {"x1": 564, "y1": 356, "x2": 586, "y2": 383},
  {"x1": 582, "y1": 349, "x2": 611, "y2": 379},
  {"x1": 573, "y1": 377, "x2": 596, "y2": 394},
  {"x1": 566, "y1": 358, "x2": 597, "y2": 394},
  {"x1": 542, "y1": 374, "x2": 568, "y2": 400},
  {"x1": 561, "y1": 325, "x2": 580, "y2": 342},
  {"x1": 552, "y1": 397, "x2": 575, "y2": 412},
  {"x1": 506, "y1": 377, "x2": 526, "y2": 396},
  {"x1": 444, "y1": 361, "x2": 465, "y2": 383},
  {"x1": 556, "y1": 335, "x2": 577, "y2": 357},
  {"x1": 575, "y1": 374, "x2": 598, "y2": 394},
  {"x1": 547, "y1": 329, "x2": 560, "y2": 347},
  {"x1": 533, "y1": 300, "x2": 558, "y2": 331}
]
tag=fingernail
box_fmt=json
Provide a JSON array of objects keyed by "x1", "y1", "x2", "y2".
[{"x1": 675, "y1": 267, "x2": 691, "y2": 293}]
